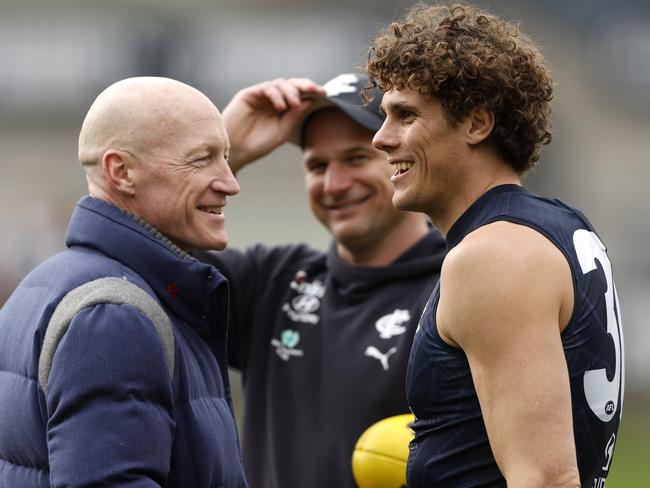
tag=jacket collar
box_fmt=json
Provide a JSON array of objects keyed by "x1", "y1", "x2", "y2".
[{"x1": 65, "y1": 196, "x2": 227, "y2": 332}]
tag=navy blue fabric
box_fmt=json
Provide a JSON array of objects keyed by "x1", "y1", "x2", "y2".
[
  {"x1": 0, "y1": 196, "x2": 247, "y2": 487},
  {"x1": 196, "y1": 229, "x2": 446, "y2": 488},
  {"x1": 406, "y1": 185, "x2": 623, "y2": 487}
]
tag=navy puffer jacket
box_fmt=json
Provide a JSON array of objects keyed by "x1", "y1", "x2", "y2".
[{"x1": 0, "y1": 196, "x2": 247, "y2": 487}]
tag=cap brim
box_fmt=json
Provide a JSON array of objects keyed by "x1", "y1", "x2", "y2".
[{"x1": 288, "y1": 93, "x2": 384, "y2": 146}]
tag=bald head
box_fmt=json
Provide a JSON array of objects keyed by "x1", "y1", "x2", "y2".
[
  {"x1": 78, "y1": 77, "x2": 216, "y2": 170},
  {"x1": 76, "y1": 76, "x2": 239, "y2": 252}
]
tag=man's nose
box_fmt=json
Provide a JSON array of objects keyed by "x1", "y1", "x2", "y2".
[
  {"x1": 372, "y1": 120, "x2": 397, "y2": 153},
  {"x1": 323, "y1": 162, "x2": 352, "y2": 196},
  {"x1": 211, "y1": 159, "x2": 240, "y2": 196}
]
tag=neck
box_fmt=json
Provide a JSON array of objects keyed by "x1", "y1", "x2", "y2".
[
  {"x1": 432, "y1": 173, "x2": 521, "y2": 236},
  {"x1": 336, "y1": 214, "x2": 429, "y2": 267}
]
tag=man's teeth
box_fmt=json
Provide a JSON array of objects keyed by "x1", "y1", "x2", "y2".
[
  {"x1": 200, "y1": 206, "x2": 223, "y2": 214},
  {"x1": 328, "y1": 202, "x2": 355, "y2": 210},
  {"x1": 394, "y1": 162, "x2": 414, "y2": 173}
]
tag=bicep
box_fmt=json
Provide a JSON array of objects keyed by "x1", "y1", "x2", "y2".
[
  {"x1": 46, "y1": 304, "x2": 175, "y2": 487},
  {"x1": 466, "y1": 314, "x2": 575, "y2": 484},
  {"x1": 439, "y1": 223, "x2": 578, "y2": 485}
]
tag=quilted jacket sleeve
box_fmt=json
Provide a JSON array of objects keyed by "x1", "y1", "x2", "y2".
[{"x1": 44, "y1": 303, "x2": 175, "y2": 487}]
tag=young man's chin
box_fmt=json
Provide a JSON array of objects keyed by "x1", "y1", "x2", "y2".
[{"x1": 392, "y1": 192, "x2": 413, "y2": 212}]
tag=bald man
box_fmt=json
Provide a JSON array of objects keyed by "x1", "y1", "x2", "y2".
[{"x1": 0, "y1": 77, "x2": 247, "y2": 487}]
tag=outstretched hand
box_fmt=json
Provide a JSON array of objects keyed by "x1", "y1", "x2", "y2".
[{"x1": 222, "y1": 78, "x2": 325, "y2": 173}]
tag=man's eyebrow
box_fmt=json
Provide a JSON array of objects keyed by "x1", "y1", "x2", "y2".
[
  {"x1": 341, "y1": 145, "x2": 373, "y2": 154},
  {"x1": 303, "y1": 152, "x2": 323, "y2": 166},
  {"x1": 180, "y1": 142, "x2": 228, "y2": 161},
  {"x1": 385, "y1": 100, "x2": 418, "y2": 113},
  {"x1": 179, "y1": 150, "x2": 206, "y2": 162}
]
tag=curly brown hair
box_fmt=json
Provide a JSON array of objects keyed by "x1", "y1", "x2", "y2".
[{"x1": 365, "y1": 3, "x2": 553, "y2": 173}]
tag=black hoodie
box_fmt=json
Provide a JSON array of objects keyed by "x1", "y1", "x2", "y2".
[{"x1": 199, "y1": 229, "x2": 446, "y2": 488}]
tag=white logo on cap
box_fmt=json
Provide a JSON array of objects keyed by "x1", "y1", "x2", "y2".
[{"x1": 324, "y1": 73, "x2": 359, "y2": 96}]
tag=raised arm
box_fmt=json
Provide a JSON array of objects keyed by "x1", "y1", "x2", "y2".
[
  {"x1": 222, "y1": 78, "x2": 325, "y2": 173},
  {"x1": 437, "y1": 221, "x2": 580, "y2": 487}
]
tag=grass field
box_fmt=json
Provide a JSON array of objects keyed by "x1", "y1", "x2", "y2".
[{"x1": 606, "y1": 399, "x2": 650, "y2": 487}]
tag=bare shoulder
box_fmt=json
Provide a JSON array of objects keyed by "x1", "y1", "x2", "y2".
[{"x1": 437, "y1": 220, "x2": 573, "y2": 348}]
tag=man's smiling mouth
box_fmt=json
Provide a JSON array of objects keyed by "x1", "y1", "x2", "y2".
[
  {"x1": 392, "y1": 161, "x2": 414, "y2": 177},
  {"x1": 324, "y1": 196, "x2": 371, "y2": 211},
  {"x1": 198, "y1": 206, "x2": 223, "y2": 215}
]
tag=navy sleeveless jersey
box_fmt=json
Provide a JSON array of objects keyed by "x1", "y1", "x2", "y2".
[{"x1": 406, "y1": 185, "x2": 624, "y2": 488}]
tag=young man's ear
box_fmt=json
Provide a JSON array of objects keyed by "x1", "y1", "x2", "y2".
[
  {"x1": 102, "y1": 150, "x2": 136, "y2": 196},
  {"x1": 466, "y1": 106, "x2": 495, "y2": 145}
]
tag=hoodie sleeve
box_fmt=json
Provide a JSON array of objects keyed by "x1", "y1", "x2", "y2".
[{"x1": 45, "y1": 303, "x2": 175, "y2": 487}]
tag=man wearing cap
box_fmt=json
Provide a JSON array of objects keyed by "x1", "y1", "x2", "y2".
[{"x1": 196, "y1": 74, "x2": 446, "y2": 488}]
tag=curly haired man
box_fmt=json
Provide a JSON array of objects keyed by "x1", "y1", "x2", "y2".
[{"x1": 367, "y1": 4, "x2": 623, "y2": 487}]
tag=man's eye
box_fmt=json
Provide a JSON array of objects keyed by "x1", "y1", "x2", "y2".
[
  {"x1": 191, "y1": 157, "x2": 210, "y2": 167},
  {"x1": 307, "y1": 163, "x2": 327, "y2": 174},
  {"x1": 400, "y1": 109, "x2": 416, "y2": 120},
  {"x1": 348, "y1": 154, "x2": 368, "y2": 164}
]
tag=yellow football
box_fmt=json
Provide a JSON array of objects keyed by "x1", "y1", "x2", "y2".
[{"x1": 352, "y1": 413, "x2": 415, "y2": 488}]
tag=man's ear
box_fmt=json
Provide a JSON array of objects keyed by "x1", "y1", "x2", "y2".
[
  {"x1": 466, "y1": 106, "x2": 494, "y2": 146},
  {"x1": 102, "y1": 150, "x2": 136, "y2": 196}
]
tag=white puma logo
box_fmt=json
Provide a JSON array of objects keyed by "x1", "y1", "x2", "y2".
[{"x1": 365, "y1": 346, "x2": 398, "y2": 371}]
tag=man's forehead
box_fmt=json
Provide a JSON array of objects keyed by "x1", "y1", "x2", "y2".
[
  {"x1": 303, "y1": 141, "x2": 373, "y2": 155},
  {"x1": 145, "y1": 117, "x2": 227, "y2": 159},
  {"x1": 302, "y1": 137, "x2": 382, "y2": 168},
  {"x1": 303, "y1": 107, "x2": 374, "y2": 139},
  {"x1": 380, "y1": 88, "x2": 419, "y2": 112}
]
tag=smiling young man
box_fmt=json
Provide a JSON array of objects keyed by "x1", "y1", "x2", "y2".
[
  {"x1": 367, "y1": 4, "x2": 624, "y2": 487},
  {"x1": 0, "y1": 77, "x2": 246, "y2": 487},
  {"x1": 196, "y1": 73, "x2": 446, "y2": 488}
]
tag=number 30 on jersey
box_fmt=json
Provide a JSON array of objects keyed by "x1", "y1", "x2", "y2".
[{"x1": 574, "y1": 229, "x2": 624, "y2": 423}]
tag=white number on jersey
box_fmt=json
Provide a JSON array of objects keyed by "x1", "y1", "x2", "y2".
[{"x1": 573, "y1": 229, "x2": 624, "y2": 423}]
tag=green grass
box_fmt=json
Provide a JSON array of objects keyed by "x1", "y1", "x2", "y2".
[{"x1": 606, "y1": 399, "x2": 650, "y2": 487}]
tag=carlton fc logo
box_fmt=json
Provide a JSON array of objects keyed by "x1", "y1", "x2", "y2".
[
  {"x1": 375, "y1": 309, "x2": 410, "y2": 339},
  {"x1": 282, "y1": 270, "x2": 324, "y2": 325}
]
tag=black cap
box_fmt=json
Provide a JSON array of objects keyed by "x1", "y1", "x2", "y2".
[{"x1": 289, "y1": 73, "x2": 384, "y2": 146}]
